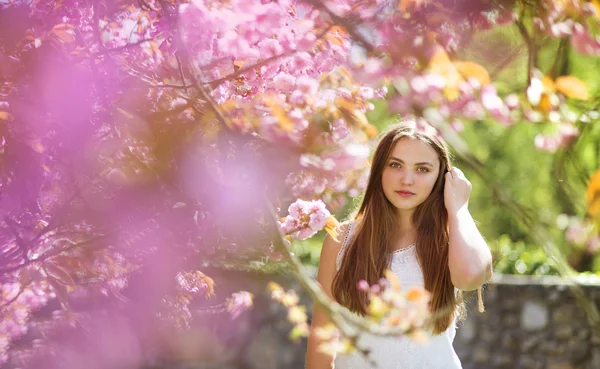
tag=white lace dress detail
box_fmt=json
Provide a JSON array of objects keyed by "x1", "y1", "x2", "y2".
[{"x1": 334, "y1": 222, "x2": 463, "y2": 369}]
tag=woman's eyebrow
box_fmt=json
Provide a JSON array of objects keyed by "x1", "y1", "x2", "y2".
[{"x1": 389, "y1": 156, "x2": 434, "y2": 167}]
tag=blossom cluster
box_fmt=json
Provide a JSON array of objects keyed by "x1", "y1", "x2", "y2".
[
  {"x1": 267, "y1": 282, "x2": 309, "y2": 342},
  {"x1": 279, "y1": 199, "x2": 338, "y2": 241},
  {"x1": 358, "y1": 271, "x2": 431, "y2": 342},
  {"x1": 533, "y1": 1, "x2": 600, "y2": 55}
]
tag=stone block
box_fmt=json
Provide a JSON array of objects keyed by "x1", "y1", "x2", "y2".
[
  {"x1": 554, "y1": 326, "x2": 574, "y2": 340},
  {"x1": 473, "y1": 347, "x2": 489, "y2": 364},
  {"x1": 517, "y1": 356, "x2": 544, "y2": 369},
  {"x1": 521, "y1": 301, "x2": 548, "y2": 331},
  {"x1": 547, "y1": 362, "x2": 575, "y2": 369}
]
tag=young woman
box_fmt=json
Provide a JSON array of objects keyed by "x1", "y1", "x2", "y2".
[{"x1": 305, "y1": 122, "x2": 493, "y2": 369}]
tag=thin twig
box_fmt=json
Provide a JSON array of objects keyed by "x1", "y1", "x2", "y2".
[
  {"x1": 516, "y1": 19, "x2": 533, "y2": 84},
  {"x1": 92, "y1": 38, "x2": 155, "y2": 57},
  {"x1": 301, "y1": 0, "x2": 377, "y2": 54},
  {"x1": 489, "y1": 45, "x2": 527, "y2": 80}
]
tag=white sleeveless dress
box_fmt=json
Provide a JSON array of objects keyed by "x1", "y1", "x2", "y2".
[{"x1": 333, "y1": 222, "x2": 463, "y2": 369}]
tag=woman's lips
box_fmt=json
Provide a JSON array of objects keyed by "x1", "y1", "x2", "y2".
[{"x1": 396, "y1": 191, "x2": 415, "y2": 198}]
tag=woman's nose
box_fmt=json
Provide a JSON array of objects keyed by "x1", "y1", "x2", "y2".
[{"x1": 400, "y1": 170, "x2": 414, "y2": 185}]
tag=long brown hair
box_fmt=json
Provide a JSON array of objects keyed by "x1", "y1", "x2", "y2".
[{"x1": 332, "y1": 122, "x2": 461, "y2": 335}]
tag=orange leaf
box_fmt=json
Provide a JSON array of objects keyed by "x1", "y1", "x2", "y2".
[
  {"x1": 555, "y1": 76, "x2": 588, "y2": 100},
  {"x1": 406, "y1": 286, "x2": 428, "y2": 302},
  {"x1": 326, "y1": 26, "x2": 348, "y2": 46},
  {"x1": 324, "y1": 215, "x2": 340, "y2": 242},
  {"x1": 542, "y1": 76, "x2": 555, "y2": 94},
  {"x1": 429, "y1": 48, "x2": 461, "y2": 101},
  {"x1": 364, "y1": 123, "x2": 379, "y2": 138},
  {"x1": 586, "y1": 171, "x2": 600, "y2": 218},
  {"x1": 429, "y1": 47, "x2": 454, "y2": 75},
  {"x1": 233, "y1": 60, "x2": 244, "y2": 69},
  {"x1": 398, "y1": 0, "x2": 427, "y2": 12},
  {"x1": 455, "y1": 61, "x2": 490, "y2": 85},
  {"x1": 44, "y1": 262, "x2": 76, "y2": 286},
  {"x1": 264, "y1": 96, "x2": 293, "y2": 132},
  {"x1": 0, "y1": 111, "x2": 13, "y2": 120},
  {"x1": 52, "y1": 28, "x2": 75, "y2": 44}
]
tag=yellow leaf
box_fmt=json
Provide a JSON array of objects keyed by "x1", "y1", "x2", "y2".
[
  {"x1": 267, "y1": 281, "x2": 283, "y2": 293},
  {"x1": 586, "y1": 171, "x2": 600, "y2": 218},
  {"x1": 429, "y1": 48, "x2": 462, "y2": 101},
  {"x1": 364, "y1": 123, "x2": 378, "y2": 138},
  {"x1": 592, "y1": 0, "x2": 600, "y2": 18},
  {"x1": 443, "y1": 85, "x2": 460, "y2": 101},
  {"x1": 0, "y1": 111, "x2": 13, "y2": 120},
  {"x1": 384, "y1": 269, "x2": 401, "y2": 292},
  {"x1": 454, "y1": 61, "x2": 490, "y2": 85},
  {"x1": 555, "y1": 76, "x2": 589, "y2": 100},
  {"x1": 324, "y1": 215, "x2": 340, "y2": 242},
  {"x1": 542, "y1": 76, "x2": 555, "y2": 94},
  {"x1": 429, "y1": 47, "x2": 455, "y2": 76},
  {"x1": 264, "y1": 96, "x2": 293, "y2": 132},
  {"x1": 367, "y1": 295, "x2": 389, "y2": 320},
  {"x1": 538, "y1": 94, "x2": 553, "y2": 114}
]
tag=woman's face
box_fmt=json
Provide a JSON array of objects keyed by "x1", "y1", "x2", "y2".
[{"x1": 381, "y1": 137, "x2": 441, "y2": 213}]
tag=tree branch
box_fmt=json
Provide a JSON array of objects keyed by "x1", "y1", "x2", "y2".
[{"x1": 516, "y1": 19, "x2": 533, "y2": 84}]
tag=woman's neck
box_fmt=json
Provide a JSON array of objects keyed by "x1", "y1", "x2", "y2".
[
  {"x1": 395, "y1": 209, "x2": 415, "y2": 233},
  {"x1": 394, "y1": 210, "x2": 416, "y2": 246}
]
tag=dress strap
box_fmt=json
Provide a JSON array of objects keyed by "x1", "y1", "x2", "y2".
[{"x1": 335, "y1": 220, "x2": 354, "y2": 271}]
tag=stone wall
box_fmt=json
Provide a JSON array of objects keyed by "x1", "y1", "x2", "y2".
[
  {"x1": 180, "y1": 269, "x2": 600, "y2": 369},
  {"x1": 454, "y1": 275, "x2": 600, "y2": 369}
]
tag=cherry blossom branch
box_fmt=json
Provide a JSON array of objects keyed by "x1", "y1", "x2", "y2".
[
  {"x1": 206, "y1": 24, "x2": 334, "y2": 89},
  {"x1": 265, "y1": 199, "x2": 447, "y2": 337},
  {"x1": 0, "y1": 235, "x2": 108, "y2": 275}
]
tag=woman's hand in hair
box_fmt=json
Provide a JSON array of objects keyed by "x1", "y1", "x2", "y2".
[{"x1": 443, "y1": 167, "x2": 472, "y2": 215}]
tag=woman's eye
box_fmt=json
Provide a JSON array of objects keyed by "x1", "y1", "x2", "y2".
[
  {"x1": 390, "y1": 162, "x2": 400, "y2": 168},
  {"x1": 417, "y1": 167, "x2": 429, "y2": 173}
]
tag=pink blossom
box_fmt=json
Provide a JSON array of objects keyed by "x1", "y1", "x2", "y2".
[
  {"x1": 357, "y1": 280, "x2": 370, "y2": 291},
  {"x1": 358, "y1": 86, "x2": 375, "y2": 100},
  {"x1": 571, "y1": 24, "x2": 600, "y2": 55},
  {"x1": 297, "y1": 32, "x2": 317, "y2": 51},
  {"x1": 587, "y1": 237, "x2": 600, "y2": 253},
  {"x1": 279, "y1": 199, "x2": 332, "y2": 240},
  {"x1": 296, "y1": 76, "x2": 319, "y2": 95},
  {"x1": 566, "y1": 221, "x2": 587, "y2": 245},
  {"x1": 308, "y1": 210, "x2": 328, "y2": 231},
  {"x1": 291, "y1": 52, "x2": 313, "y2": 72},
  {"x1": 273, "y1": 73, "x2": 296, "y2": 90},
  {"x1": 226, "y1": 291, "x2": 254, "y2": 320},
  {"x1": 258, "y1": 38, "x2": 284, "y2": 58},
  {"x1": 534, "y1": 134, "x2": 560, "y2": 153}
]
